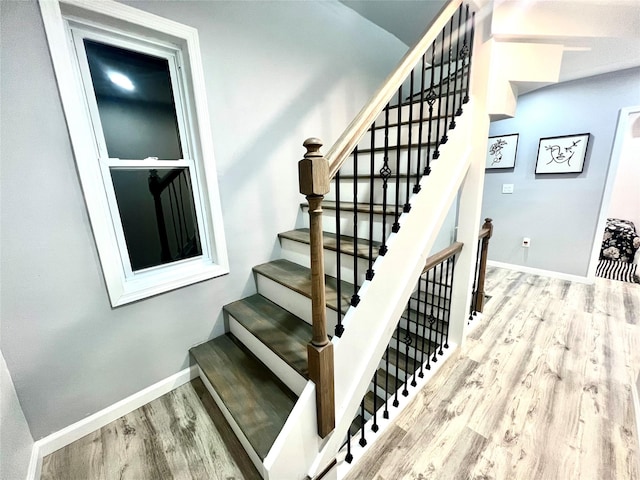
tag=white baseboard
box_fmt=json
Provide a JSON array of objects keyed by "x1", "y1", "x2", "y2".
[
  {"x1": 27, "y1": 365, "x2": 198, "y2": 480},
  {"x1": 487, "y1": 260, "x2": 592, "y2": 284}
]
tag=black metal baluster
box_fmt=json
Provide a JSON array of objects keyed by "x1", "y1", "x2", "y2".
[
  {"x1": 404, "y1": 70, "x2": 414, "y2": 213},
  {"x1": 450, "y1": 5, "x2": 463, "y2": 127},
  {"x1": 470, "y1": 238, "x2": 481, "y2": 321},
  {"x1": 437, "y1": 261, "x2": 445, "y2": 356},
  {"x1": 461, "y1": 5, "x2": 471, "y2": 105},
  {"x1": 418, "y1": 274, "x2": 428, "y2": 377},
  {"x1": 433, "y1": 29, "x2": 445, "y2": 160},
  {"x1": 383, "y1": 346, "x2": 390, "y2": 419},
  {"x1": 335, "y1": 171, "x2": 344, "y2": 337},
  {"x1": 372, "y1": 369, "x2": 379, "y2": 433},
  {"x1": 463, "y1": 10, "x2": 475, "y2": 105},
  {"x1": 351, "y1": 147, "x2": 360, "y2": 307},
  {"x1": 455, "y1": 5, "x2": 465, "y2": 117},
  {"x1": 359, "y1": 399, "x2": 367, "y2": 447},
  {"x1": 443, "y1": 256, "x2": 454, "y2": 349},
  {"x1": 408, "y1": 302, "x2": 417, "y2": 387},
  {"x1": 379, "y1": 104, "x2": 391, "y2": 257},
  {"x1": 393, "y1": 323, "x2": 400, "y2": 407},
  {"x1": 392, "y1": 87, "x2": 402, "y2": 233},
  {"x1": 414, "y1": 54, "x2": 426, "y2": 194},
  {"x1": 426, "y1": 267, "x2": 437, "y2": 368},
  {"x1": 411, "y1": 280, "x2": 421, "y2": 386},
  {"x1": 366, "y1": 123, "x2": 375, "y2": 281},
  {"x1": 402, "y1": 321, "x2": 411, "y2": 396},
  {"x1": 345, "y1": 430, "x2": 353, "y2": 463},
  {"x1": 425, "y1": 43, "x2": 437, "y2": 174},
  {"x1": 441, "y1": 16, "x2": 454, "y2": 145}
]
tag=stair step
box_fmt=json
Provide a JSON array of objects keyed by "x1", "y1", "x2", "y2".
[
  {"x1": 368, "y1": 116, "x2": 447, "y2": 132},
  {"x1": 364, "y1": 390, "x2": 386, "y2": 416},
  {"x1": 349, "y1": 415, "x2": 365, "y2": 437},
  {"x1": 190, "y1": 334, "x2": 297, "y2": 461},
  {"x1": 402, "y1": 306, "x2": 448, "y2": 335},
  {"x1": 355, "y1": 142, "x2": 437, "y2": 155},
  {"x1": 253, "y1": 259, "x2": 353, "y2": 314},
  {"x1": 392, "y1": 326, "x2": 439, "y2": 353},
  {"x1": 301, "y1": 200, "x2": 396, "y2": 216},
  {"x1": 278, "y1": 228, "x2": 380, "y2": 261},
  {"x1": 224, "y1": 294, "x2": 310, "y2": 379},
  {"x1": 385, "y1": 347, "x2": 411, "y2": 371}
]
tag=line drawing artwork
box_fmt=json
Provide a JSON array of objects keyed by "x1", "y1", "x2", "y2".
[
  {"x1": 485, "y1": 134, "x2": 518, "y2": 169},
  {"x1": 489, "y1": 138, "x2": 508, "y2": 165},
  {"x1": 536, "y1": 133, "x2": 589, "y2": 174},
  {"x1": 545, "y1": 139, "x2": 581, "y2": 166}
]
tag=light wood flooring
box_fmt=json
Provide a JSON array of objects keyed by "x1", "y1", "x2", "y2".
[
  {"x1": 41, "y1": 268, "x2": 640, "y2": 480},
  {"x1": 344, "y1": 267, "x2": 640, "y2": 480}
]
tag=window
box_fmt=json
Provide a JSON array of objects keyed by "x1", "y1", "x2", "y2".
[{"x1": 40, "y1": 0, "x2": 229, "y2": 306}]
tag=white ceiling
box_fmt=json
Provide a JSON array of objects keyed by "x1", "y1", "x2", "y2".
[{"x1": 340, "y1": 0, "x2": 640, "y2": 92}]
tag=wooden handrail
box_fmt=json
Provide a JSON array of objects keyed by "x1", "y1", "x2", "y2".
[
  {"x1": 325, "y1": 0, "x2": 463, "y2": 180},
  {"x1": 423, "y1": 241, "x2": 464, "y2": 274}
]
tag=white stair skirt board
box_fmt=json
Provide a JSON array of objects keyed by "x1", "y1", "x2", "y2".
[
  {"x1": 228, "y1": 315, "x2": 307, "y2": 396},
  {"x1": 486, "y1": 260, "x2": 592, "y2": 284},
  {"x1": 255, "y1": 273, "x2": 340, "y2": 334},
  {"x1": 279, "y1": 236, "x2": 370, "y2": 286},
  {"x1": 197, "y1": 366, "x2": 266, "y2": 478},
  {"x1": 27, "y1": 365, "x2": 199, "y2": 480},
  {"x1": 301, "y1": 206, "x2": 393, "y2": 240},
  {"x1": 337, "y1": 343, "x2": 458, "y2": 479}
]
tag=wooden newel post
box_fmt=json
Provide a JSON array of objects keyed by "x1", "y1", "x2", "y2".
[
  {"x1": 298, "y1": 137, "x2": 335, "y2": 438},
  {"x1": 475, "y1": 218, "x2": 493, "y2": 313}
]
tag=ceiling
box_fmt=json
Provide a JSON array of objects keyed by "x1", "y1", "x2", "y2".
[{"x1": 340, "y1": 0, "x2": 640, "y2": 93}]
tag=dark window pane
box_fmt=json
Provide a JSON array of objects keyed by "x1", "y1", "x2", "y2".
[
  {"x1": 111, "y1": 168, "x2": 202, "y2": 271},
  {"x1": 84, "y1": 39, "x2": 183, "y2": 160}
]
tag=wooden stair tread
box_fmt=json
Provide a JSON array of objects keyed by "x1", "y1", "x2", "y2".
[
  {"x1": 301, "y1": 200, "x2": 396, "y2": 216},
  {"x1": 253, "y1": 259, "x2": 353, "y2": 314},
  {"x1": 385, "y1": 347, "x2": 411, "y2": 371},
  {"x1": 224, "y1": 294, "x2": 310, "y2": 378},
  {"x1": 363, "y1": 390, "x2": 386, "y2": 415},
  {"x1": 190, "y1": 334, "x2": 297, "y2": 460},
  {"x1": 349, "y1": 415, "x2": 365, "y2": 437},
  {"x1": 375, "y1": 367, "x2": 398, "y2": 393},
  {"x1": 278, "y1": 228, "x2": 380, "y2": 261}
]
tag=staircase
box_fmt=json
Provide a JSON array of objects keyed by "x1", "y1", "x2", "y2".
[{"x1": 190, "y1": 1, "x2": 491, "y2": 478}]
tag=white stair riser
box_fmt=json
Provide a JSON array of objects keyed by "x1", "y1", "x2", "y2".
[
  {"x1": 301, "y1": 206, "x2": 394, "y2": 240},
  {"x1": 228, "y1": 315, "x2": 307, "y2": 396},
  {"x1": 336, "y1": 148, "x2": 433, "y2": 176},
  {"x1": 255, "y1": 273, "x2": 341, "y2": 335},
  {"x1": 279, "y1": 237, "x2": 371, "y2": 286},
  {"x1": 325, "y1": 177, "x2": 416, "y2": 205}
]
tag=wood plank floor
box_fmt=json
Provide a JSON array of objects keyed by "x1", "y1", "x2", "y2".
[
  {"x1": 41, "y1": 378, "x2": 261, "y2": 480},
  {"x1": 344, "y1": 267, "x2": 640, "y2": 480}
]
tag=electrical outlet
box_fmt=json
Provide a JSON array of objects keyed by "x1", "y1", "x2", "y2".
[
  {"x1": 522, "y1": 237, "x2": 531, "y2": 248},
  {"x1": 502, "y1": 184, "x2": 514, "y2": 194}
]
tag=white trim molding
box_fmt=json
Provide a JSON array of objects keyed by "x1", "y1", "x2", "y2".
[
  {"x1": 38, "y1": 0, "x2": 229, "y2": 307},
  {"x1": 487, "y1": 260, "x2": 592, "y2": 284},
  {"x1": 26, "y1": 366, "x2": 198, "y2": 480}
]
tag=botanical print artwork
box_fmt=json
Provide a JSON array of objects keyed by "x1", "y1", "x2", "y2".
[
  {"x1": 486, "y1": 134, "x2": 518, "y2": 169},
  {"x1": 536, "y1": 133, "x2": 590, "y2": 174}
]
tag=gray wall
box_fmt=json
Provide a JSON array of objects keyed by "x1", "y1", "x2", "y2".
[
  {"x1": 482, "y1": 68, "x2": 640, "y2": 276},
  {"x1": 1, "y1": 351, "x2": 34, "y2": 480},
  {"x1": 0, "y1": 0, "x2": 406, "y2": 439}
]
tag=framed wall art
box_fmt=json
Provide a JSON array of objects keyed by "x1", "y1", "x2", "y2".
[
  {"x1": 535, "y1": 133, "x2": 590, "y2": 174},
  {"x1": 486, "y1": 133, "x2": 519, "y2": 169}
]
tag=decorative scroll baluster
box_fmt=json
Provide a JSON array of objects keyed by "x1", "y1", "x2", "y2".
[
  {"x1": 402, "y1": 325, "x2": 411, "y2": 396},
  {"x1": 392, "y1": 87, "x2": 402, "y2": 233},
  {"x1": 414, "y1": 54, "x2": 426, "y2": 194},
  {"x1": 379, "y1": 105, "x2": 391, "y2": 256},
  {"x1": 366, "y1": 123, "x2": 375, "y2": 281},
  {"x1": 425, "y1": 44, "x2": 437, "y2": 175},
  {"x1": 426, "y1": 267, "x2": 436, "y2": 370},
  {"x1": 298, "y1": 138, "x2": 334, "y2": 438},
  {"x1": 437, "y1": 262, "x2": 445, "y2": 355},
  {"x1": 351, "y1": 147, "x2": 360, "y2": 307},
  {"x1": 441, "y1": 16, "x2": 454, "y2": 145},
  {"x1": 418, "y1": 274, "x2": 428, "y2": 378},
  {"x1": 393, "y1": 323, "x2": 400, "y2": 407},
  {"x1": 404, "y1": 71, "x2": 414, "y2": 213},
  {"x1": 433, "y1": 30, "x2": 445, "y2": 160},
  {"x1": 450, "y1": 6, "x2": 461, "y2": 128}
]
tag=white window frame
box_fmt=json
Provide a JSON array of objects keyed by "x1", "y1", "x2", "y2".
[{"x1": 39, "y1": 0, "x2": 229, "y2": 307}]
